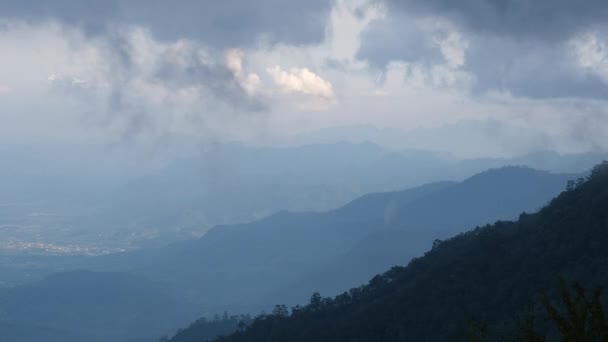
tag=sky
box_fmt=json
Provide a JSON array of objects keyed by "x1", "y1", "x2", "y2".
[{"x1": 0, "y1": 0, "x2": 607, "y2": 158}]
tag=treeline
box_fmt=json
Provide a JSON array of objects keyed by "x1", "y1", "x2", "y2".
[{"x1": 161, "y1": 313, "x2": 251, "y2": 342}]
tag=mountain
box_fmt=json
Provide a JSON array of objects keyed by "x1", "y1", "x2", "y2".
[
  {"x1": 101, "y1": 142, "x2": 458, "y2": 233},
  {"x1": 2, "y1": 141, "x2": 603, "y2": 257},
  {"x1": 0, "y1": 322, "x2": 101, "y2": 342},
  {"x1": 0, "y1": 142, "x2": 463, "y2": 255},
  {"x1": 0, "y1": 271, "x2": 199, "y2": 342},
  {"x1": 260, "y1": 167, "x2": 577, "y2": 306},
  {"x1": 95, "y1": 146, "x2": 605, "y2": 250},
  {"x1": 387, "y1": 166, "x2": 573, "y2": 236},
  {"x1": 169, "y1": 161, "x2": 608, "y2": 342},
  {"x1": 113, "y1": 167, "x2": 575, "y2": 314},
  {"x1": 293, "y1": 121, "x2": 608, "y2": 163},
  {"x1": 0, "y1": 165, "x2": 591, "y2": 342}
]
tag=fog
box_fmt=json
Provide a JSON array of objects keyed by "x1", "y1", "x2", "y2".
[{"x1": 1, "y1": 1, "x2": 608, "y2": 341}]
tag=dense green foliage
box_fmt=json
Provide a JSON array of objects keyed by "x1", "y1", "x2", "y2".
[{"x1": 190, "y1": 162, "x2": 608, "y2": 342}]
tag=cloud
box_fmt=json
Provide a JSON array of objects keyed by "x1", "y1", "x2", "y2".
[
  {"x1": 571, "y1": 33, "x2": 608, "y2": 83},
  {"x1": 464, "y1": 34, "x2": 608, "y2": 99},
  {"x1": 0, "y1": 85, "x2": 11, "y2": 95},
  {"x1": 357, "y1": 14, "x2": 445, "y2": 68},
  {"x1": 438, "y1": 31, "x2": 467, "y2": 69},
  {"x1": 0, "y1": 0, "x2": 119, "y2": 34},
  {"x1": 0, "y1": 0, "x2": 607, "y2": 158},
  {"x1": 225, "y1": 49, "x2": 262, "y2": 96},
  {"x1": 267, "y1": 66, "x2": 335, "y2": 100},
  {"x1": 0, "y1": 22, "x2": 268, "y2": 145},
  {"x1": 383, "y1": 0, "x2": 608, "y2": 41},
  {"x1": 358, "y1": 14, "x2": 469, "y2": 70},
  {"x1": 147, "y1": 35, "x2": 266, "y2": 113},
  {"x1": 0, "y1": 0, "x2": 333, "y2": 47},
  {"x1": 356, "y1": 1, "x2": 608, "y2": 100},
  {"x1": 48, "y1": 74, "x2": 93, "y2": 89}
]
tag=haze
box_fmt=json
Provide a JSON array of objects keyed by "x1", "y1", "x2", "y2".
[{"x1": 0, "y1": 1, "x2": 607, "y2": 341}]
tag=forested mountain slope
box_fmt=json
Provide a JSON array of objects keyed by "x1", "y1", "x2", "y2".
[{"x1": 186, "y1": 162, "x2": 608, "y2": 342}]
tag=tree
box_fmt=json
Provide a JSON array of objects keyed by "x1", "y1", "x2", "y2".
[
  {"x1": 567, "y1": 180, "x2": 576, "y2": 191},
  {"x1": 272, "y1": 304, "x2": 289, "y2": 317},
  {"x1": 237, "y1": 320, "x2": 247, "y2": 331},
  {"x1": 432, "y1": 239, "x2": 443, "y2": 249},
  {"x1": 309, "y1": 292, "x2": 323, "y2": 311},
  {"x1": 590, "y1": 161, "x2": 608, "y2": 179},
  {"x1": 514, "y1": 282, "x2": 608, "y2": 342}
]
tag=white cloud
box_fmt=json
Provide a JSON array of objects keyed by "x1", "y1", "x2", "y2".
[
  {"x1": 0, "y1": 22, "x2": 270, "y2": 146},
  {"x1": 325, "y1": 0, "x2": 385, "y2": 62},
  {"x1": 267, "y1": 66, "x2": 335, "y2": 100},
  {"x1": 0, "y1": 1, "x2": 607, "y2": 157},
  {"x1": 225, "y1": 49, "x2": 262, "y2": 96},
  {"x1": 571, "y1": 32, "x2": 608, "y2": 83},
  {"x1": 436, "y1": 31, "x2": 468, "y2": 69},
  {"x1": 225, "y1": 49, "x2": 244, "y2": 75},
  {"x1": 48, "y1": 73, "x2": 95, "y2": 90}
]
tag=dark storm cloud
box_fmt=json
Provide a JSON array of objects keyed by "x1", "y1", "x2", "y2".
[
  {"x1": 0, "y1": 0, "x2": 332, "y2": 47},
  {"x1": 121, "y1": 0, "x2": 332, "y2": 47},
  {"x1": 357, "y1": 0, "x2": 608, "y2": 100},
  {"x1": 0, "y1": 0, "x2": 119, "y2": 34},
  {"x1": 465, "y1": 35, "x2": 608, "y2": 99},
  {"x1": 1, "y1": 0, "x2": 278, "y2": 127},
  {"x1": 384, "y1": 0, "x2": 608, "y2": 41},
  {"x1": 356, "y1": 15, "x2": 444, "y2": 67}
]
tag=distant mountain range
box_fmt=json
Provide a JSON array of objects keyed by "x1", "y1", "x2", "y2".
[
  {"x1": 166, "y1": 164, "x2": 608, "y2": 341},
  {"x1": 0, "y1": 141, "x2": 604, "y2": 255},
  {"x1": 0, "y1": 164, "x2": 593, "y2": 341},
  {"x1": 291, "y1": 121, "x2": 593, "y2": 159},
  {"x1": 107, "y1": 166, "x2": 578, "y2": 315}
]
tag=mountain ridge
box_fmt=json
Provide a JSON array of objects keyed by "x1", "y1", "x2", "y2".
[
  {"x1": 182, "y1": 161, "x2": 608, "y2": 342},
  {"x1": 110, "y1": 166, "x2": 577, "y2": 314}
]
